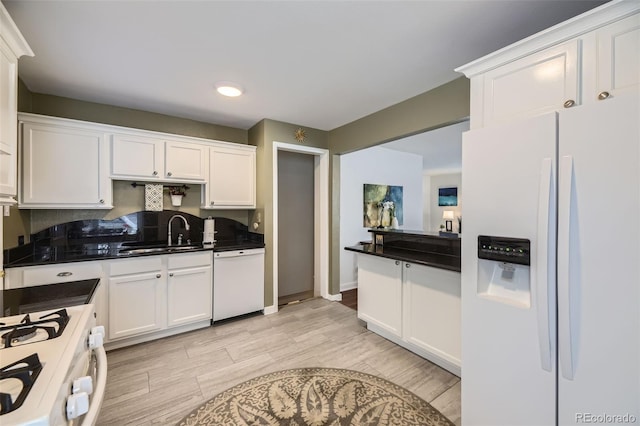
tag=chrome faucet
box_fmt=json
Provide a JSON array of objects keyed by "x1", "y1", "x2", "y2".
[{"x1": 167, "y1": 214, "x2": 190, "y2": 246}]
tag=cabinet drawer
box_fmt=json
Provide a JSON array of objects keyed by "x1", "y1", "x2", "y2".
[
  {"x1": 20, "y1": 261, "x2": 103, "y2": 287},
  {"x1": 108, "y1": 256, "x2": 162, "y2": 276},
  {"x1": 167, "y1": 251, "x2": 212, "y2": 269}
]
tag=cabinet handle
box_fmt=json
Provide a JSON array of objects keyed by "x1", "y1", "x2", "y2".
[
  {"x1": 152, "y1": 171, "x2": 158, "y2": 176},
  {"x1": 57, "y1": 271, "x2": 73, "y2": 277},
  {"x1": 169, "y1": 273, "x2": 174, "y2": 277},
  {"x1": 167, "y1": 172, "x2": 173, "y2": 177},
  {"x1": 210, "y1": 201, "x2": 215, "y2": 206},
  {"x1": 156, "y1": 274, "x2": 161, "y2": 278},
  {"x1": 563, "y1": 100, "x2": 575, "y2": 108},
  {"x1": 395, "y1": 261, "x2": 399, "y2": 265},
  {"x1": 597, "y1": 91, "x2": 610, "y2": 101},
  {"x1": 99, "y1": 199, "x2": 104, "y2": 204},
  {"x1": 405, "y1": 263, "x2": 411, "y2": 268}
]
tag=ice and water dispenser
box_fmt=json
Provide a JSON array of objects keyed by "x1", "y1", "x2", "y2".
[{"x1": 477, "y1": 235, "x2": 531, "y2": 307}]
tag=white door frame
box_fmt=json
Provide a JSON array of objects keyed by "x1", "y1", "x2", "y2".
[{"x1": 265, "y1": 142, "x2": 332, "y2": 314}]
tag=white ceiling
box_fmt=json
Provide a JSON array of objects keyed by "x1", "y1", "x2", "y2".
[
  {"x1": 382, "y1": 120, "x2": 469, "y2": 173},
  {"x1": 4, "y1": 0, "x2": 606, "y2": 131}
]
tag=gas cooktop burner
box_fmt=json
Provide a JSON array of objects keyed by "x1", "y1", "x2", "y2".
[
  {"x1": 0, "y1": 309, "x2": 69, "y2": 349},
  {"x1": 1, "y1": 327, "x2": 37, "y2": 344},
  {"x1": 0, "y1": 353, "x2": 43, "y2": 415}
]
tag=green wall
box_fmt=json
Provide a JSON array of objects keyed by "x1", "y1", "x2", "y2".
[{"x1": 249, "y1": 119, "x2": 328, "y2": 306}]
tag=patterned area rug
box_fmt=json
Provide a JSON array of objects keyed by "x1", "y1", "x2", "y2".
[{"x1": 178, "y1": 367, "x2": 454, "y2": 425}]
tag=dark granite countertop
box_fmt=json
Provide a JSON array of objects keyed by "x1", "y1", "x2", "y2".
[
  {"x1": 345, "y1": 243, "x2": 461, "y2": 272},
  {"x1": 3, "y1": 240, "x2": 265, "y2": 268},
  {"x1": 1, "y1": 278, "x2": 100, "y2": 316}
]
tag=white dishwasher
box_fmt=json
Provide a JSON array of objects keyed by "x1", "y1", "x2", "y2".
[{"x1": 213, "y1": 248, "x2": 265, "y2": 321}]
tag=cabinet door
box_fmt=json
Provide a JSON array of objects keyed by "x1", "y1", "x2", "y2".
[
  {"x1": 482, "y1": 40, "x2": 579, "y2": 127},
  {"x1": 205, "y1": 146, "x2": 256, "y2": 208},
  {"x1": 596, "y1": 14, "x2": 640, "y2": 100},
  {"x1": 0, "y1": 45, "x2": 17, "y2": 202},
  {"x1": 167, "y1": 265, "x2": 212, "y2": 327},
  {"x1": 111, "y1": 134, "x2": 164, "y2": 179},
  {"x1": 108, "y1": 271, "x2": 163, "y2": 340},
  {"x1": 356, "y1": 254, "x2": 402, "y2": 337},
  {"x1": 21, "y1": 122, "x2": 111, "y2": 208},
  {"x1": 165, "y1": 141, "x2": 206, "y2": 181},
  {"x1": 403, "y1": 263, "x2": 461, "y2": 367}
]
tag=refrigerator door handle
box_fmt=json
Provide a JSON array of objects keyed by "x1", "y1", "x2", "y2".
[
  {"x1": 536, "y1": 158, "x2": 554, "y2": 372},
  {"x1": 558, "y1": 155, "x2": 575, "y2": 380}
]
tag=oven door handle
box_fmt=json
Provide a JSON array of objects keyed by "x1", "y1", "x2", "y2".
[{"x1": 81, "y1": 346, "x2": 107, "y2": 426}]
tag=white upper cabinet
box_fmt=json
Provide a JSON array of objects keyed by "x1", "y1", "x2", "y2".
[
  {"x1": 595, "y1": 13, "x2": 640, "y2": 100},
  {"x1": 0, "y1": 4, "x2": 33, "y2": 205},
  {"x1": 480, "y1": 41, "x2": 580, "y2": 127},
  {"x1": 111, "y1": 134, "x2": 206, "y2": 182},
  {"x1": 17, "y1": 113, "x2": 255, "y2": 209},
  {"x1": 457, "y1": 2, "x2": 640, "y2": 129},
  {"x1": 202, "y1": 145, "x2": 256, "y2": 209},
  {"x1": 19, "y1": 117, "x2": 112, "y2": 209}
]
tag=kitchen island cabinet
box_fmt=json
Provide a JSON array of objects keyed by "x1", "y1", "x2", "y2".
[
  {"x1": 348, "y1": 229, "x2": 461, "y2": 375},
  {"x1": 357, "y1": 255, "x2": 403, "y2": 338},
  {"x1": 356, "y1": 253, "x2": 461, "y2": 376}
]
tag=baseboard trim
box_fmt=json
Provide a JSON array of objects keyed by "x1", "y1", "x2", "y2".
[
  {"x1": 263, "y1": 305, "x2": 278, "y2": 315},
  {"x1": 340, "y1": 281, "x2": 357, "y2": 292},
  {"x1": 324, "y1": 293, "x2": 342, "y2": 302}
]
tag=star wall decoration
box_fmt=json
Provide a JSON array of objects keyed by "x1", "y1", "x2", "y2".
[{"x1": 294, "y1": 128, "x2": 307, "y2": 143}]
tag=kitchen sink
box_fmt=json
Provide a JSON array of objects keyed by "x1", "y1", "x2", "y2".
[{"x1": 118, "y1": 244, "x2": 202, "y2": 255}]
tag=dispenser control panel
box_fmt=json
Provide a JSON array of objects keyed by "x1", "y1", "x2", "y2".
[{"x1": 478, "y1": 235, "x2": 530, "y2": 266}]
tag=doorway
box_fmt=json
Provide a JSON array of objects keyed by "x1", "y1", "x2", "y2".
[
  {"x1": 270, "y1": 142, "x2": 330, "y2": 314},
  {"x1": 277, "y1": 150, "x2": 315, "y2": 305}
]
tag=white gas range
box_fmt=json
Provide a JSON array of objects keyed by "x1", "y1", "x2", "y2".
[{"x1": 0, "y1": 304, "x2": 107, "y2": 425}]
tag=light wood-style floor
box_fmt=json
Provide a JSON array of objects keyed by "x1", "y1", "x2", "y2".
[{"x1": 96, "y1": 297, "x2": 461, "y2": 425}]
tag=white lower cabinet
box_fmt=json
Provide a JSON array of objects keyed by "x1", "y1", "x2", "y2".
[
  {"x1": 106, "y1": 251, "x2": 212, "y2": 347},
  {"x1": 357, "y1": 255, "x2": 402, "y2": 337},
  {"x1": 356, "y1": 253, "x2": 461, "y2": 375},
  {"x1": 402, "y1": 262, "x2": 461, "y2": 370},
  {"x1": 107, "y1": 257, "x2": 164, "y2": 340},
  {"x1": 167, "y1": 252, "x2": 212, "y2": 327}
]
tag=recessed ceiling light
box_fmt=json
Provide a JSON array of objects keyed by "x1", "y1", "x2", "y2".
[{"x1": 215, "y1": 81, "x2": 243, "y2": 97}]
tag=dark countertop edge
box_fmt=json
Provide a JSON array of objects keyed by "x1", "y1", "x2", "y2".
[
  {"x1": 368, "y1": 228, "x2": 461, "y2": 240},
  {"x1": 4, "y1": 243, "x2": 266, "y2": 269},
  {"x1": 345, "y1": 244, "x2": 461, "y2": 273}
]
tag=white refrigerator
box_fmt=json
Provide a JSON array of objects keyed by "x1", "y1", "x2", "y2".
[{"x1": 461, "y1": 94, "x2": 639, "y2": 425}]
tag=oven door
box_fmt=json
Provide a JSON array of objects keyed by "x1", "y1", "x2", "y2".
[{"x1": 76, "y1": 345, "x2": 107, "y2": 426}]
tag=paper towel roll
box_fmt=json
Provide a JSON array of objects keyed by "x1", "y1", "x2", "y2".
[{"x1": 203, "y1": 217, "x2": 216, "y2": 244}]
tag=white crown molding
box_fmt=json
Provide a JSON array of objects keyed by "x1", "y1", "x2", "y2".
[
  {"x1": 455, "y1": 0, "x2": 640, "y2": 78},
  {"x1": 1, "y1": 3, "x2": 34, "y2": 58}
]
